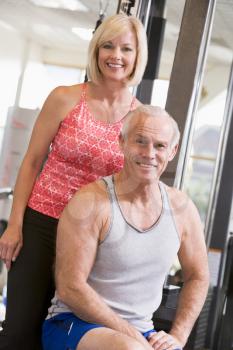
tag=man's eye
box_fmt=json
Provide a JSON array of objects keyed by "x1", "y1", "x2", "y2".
[{"x1": 136, "y1": 138, "x2": 146, "y2": 144}]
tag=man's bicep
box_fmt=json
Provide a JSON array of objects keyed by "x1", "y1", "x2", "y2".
[
  {"x1": 178, "y1": 202, "x2": 208, "y2": 281},
  {"x1": 55, "y1": 196, "x2": 100, "y2": 289}
]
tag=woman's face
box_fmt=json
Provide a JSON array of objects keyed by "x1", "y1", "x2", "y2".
[{"x1": 97, "y1": 29, "x2": 137, "y2": 83}]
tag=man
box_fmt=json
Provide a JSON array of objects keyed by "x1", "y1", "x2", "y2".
[{"x1": 42, "y1": 105, "x2": 209, "y2": 350}]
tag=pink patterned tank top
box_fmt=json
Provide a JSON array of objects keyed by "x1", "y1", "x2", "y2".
[{"x1": 28, "y1": 83, "x2": 135, "y2": 218}]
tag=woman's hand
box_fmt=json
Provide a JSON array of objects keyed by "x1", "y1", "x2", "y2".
[
  {"x1": 148, "y1": 330, "x2": 182, "y2": 350},
  {"x1": 0, "y1": 225, "x2": 23, "y2": 270}
]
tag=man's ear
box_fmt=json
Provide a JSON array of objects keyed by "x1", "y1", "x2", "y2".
[{"x1": 168, "y1": 143, "x2": 179, "y2": 161}]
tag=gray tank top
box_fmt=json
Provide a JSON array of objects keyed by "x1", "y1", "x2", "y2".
[{"x1": 48, "y1": 176, "x2": 180, "y2": 332}]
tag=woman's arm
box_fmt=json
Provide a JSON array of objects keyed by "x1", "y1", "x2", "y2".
[{"x1": 0, "y1": 85, "x2": 81, "y2": 269}]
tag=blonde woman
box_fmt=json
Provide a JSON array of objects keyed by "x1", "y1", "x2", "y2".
[{"x1": 0, "y1": 14, "x2": 148, "y2": 350}]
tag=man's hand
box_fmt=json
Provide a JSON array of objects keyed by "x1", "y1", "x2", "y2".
[{"x1": 148, "y1": 331, "x2": 182, "y2": 350}]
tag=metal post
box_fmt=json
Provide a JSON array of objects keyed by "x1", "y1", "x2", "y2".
[
  {"x1": 117, "y1": 0, "x2": 143, "y2": 16},
  {"x1": 117, "y1": 0, "x2": 166, "y2": 104},
  {"x1": 136, "y1": 0, "x2": 166, "y2": 104},
  {"x1": 204, "y1": 61, "x2": 233, "y2": 349},
  {"x1": 163, "y1": 0, "x2": 217, "y2": 187}
]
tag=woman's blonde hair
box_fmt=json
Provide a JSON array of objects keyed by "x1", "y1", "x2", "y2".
[{"x1": 87, "y1": 14, "x2": 148, "y2": 86}]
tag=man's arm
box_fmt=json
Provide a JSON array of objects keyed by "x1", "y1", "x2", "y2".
[
  {"x1": 55, "y1": 181, "x2": 152, "y2": 349},
  {"x1": 149, "y1": 191, "x2": 209, "y2": 350},
  {"x1": 169, "y1": 191, "x2": 210, "y2": 346}
]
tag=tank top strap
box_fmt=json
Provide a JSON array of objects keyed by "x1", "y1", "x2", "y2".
[
  {"x1": 102, "y1": 175, "x2": 115, "y2": 201},
  {"x1": 130, "y1": 96, "x2": 137, "y2": 110},
  {"x1": 101, "y1": 176, "x2": 118, "y2": 230},
  {"x1": 159, "y1": 181, "x2": 171, "y2": 212},
  {"x1": 80, "y1": 82, "x2": 87, "y2": 102}
]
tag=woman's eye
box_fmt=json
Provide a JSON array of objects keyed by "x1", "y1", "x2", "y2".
[
  {"x1": 102, "y1": 43, "x2": 112, "y2": 49},
  {"x1": 122, "y1": 47, "x2": 133, "y2": 52}
]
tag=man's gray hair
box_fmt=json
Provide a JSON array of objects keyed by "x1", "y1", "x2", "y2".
[{"x1": 121, "y1": 105, "x2": 180, "y2": 148}]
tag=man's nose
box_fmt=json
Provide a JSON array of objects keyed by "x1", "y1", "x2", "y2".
[{"x1": 143, "y1": 144, "x2": 156, "y2": 158}]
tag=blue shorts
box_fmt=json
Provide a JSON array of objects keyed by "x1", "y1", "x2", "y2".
[{"x1": 42, "y1": 312, "x2": 156, "y2": 350}]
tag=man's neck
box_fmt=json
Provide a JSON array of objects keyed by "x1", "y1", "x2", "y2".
[
  {"x1": 114, "y1": 172, "x2": 161, "y2": 206},
  {"x1": 113, "y1": 173, "x2": 163, "y2": 231}
]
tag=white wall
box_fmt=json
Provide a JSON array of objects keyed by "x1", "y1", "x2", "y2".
[
  {"x1": 0, "y1": 23, "x2": 44, "y2": 220},
  {"x1": 43, "y1": 46, "x2": 87, "y2": 69},
  {"x1": 0, "y1": 23, "x2": 24, "y2": 129},
  {"x1": 0, "y1": 21, "x2": 86, "y2": 221}
]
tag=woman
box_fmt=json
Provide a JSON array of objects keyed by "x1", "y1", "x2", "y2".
[{"x1": 0, "y1": 13, "x2": 148, "y2": 350}]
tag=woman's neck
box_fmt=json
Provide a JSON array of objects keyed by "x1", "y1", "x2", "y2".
[
  {"x1": 88, "y1": 80, "x2": 131, "y2": 106},
  {"x1": 86, "y1": 81, "x2": 134, "y2": 123}
]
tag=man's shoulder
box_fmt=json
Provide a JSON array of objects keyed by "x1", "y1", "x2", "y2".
[
  {"x1": 71, "y1": 179, "x2": 110, "y2": 209},
  {"x1": 63, "y1": 179, "x2": 110, "y2": 229},
  {"x1": 79, "y1": 179, "x2": 108, "y2": 196},
  {"x1": 162, "y1": 182, "x2": 187, "y2": 202},
  {"x1": 162, "y1": 183, "x2": 194, "y2": 217},
  {"x1": 162, "y1": 184, "x2": 203, "y2": 239}
]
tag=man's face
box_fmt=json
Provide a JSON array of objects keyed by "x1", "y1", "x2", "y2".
[{"x1": 120, "y1": 115, "x2": 178, "y2": 184}]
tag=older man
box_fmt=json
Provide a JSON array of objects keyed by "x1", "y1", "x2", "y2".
[{"x1": 42, "y1": 105, "x2": 209, "y2": 350}]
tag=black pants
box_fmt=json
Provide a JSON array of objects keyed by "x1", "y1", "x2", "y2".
[{"x1": 0, "y1": 207, "x2": 58, "y2": 350}]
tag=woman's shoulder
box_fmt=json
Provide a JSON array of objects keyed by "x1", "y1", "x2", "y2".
[
  {"x1": 43, "y1": 83, "x2": 85, "y2": 121},
  {"x1": 49, "y1": 83, "x2": 85, "y2": 104},
  {"x1": 38, "y1": 83, "x2": 86, "y2": 124}
]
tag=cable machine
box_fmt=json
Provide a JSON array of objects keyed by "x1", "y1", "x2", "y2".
[{"x1": 117, "y1": 1, "x2": 233, "y2": 349}]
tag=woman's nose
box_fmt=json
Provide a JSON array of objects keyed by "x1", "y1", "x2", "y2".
[{"x1": 110, "y1": 47, "x2": 121, "y2": 60}]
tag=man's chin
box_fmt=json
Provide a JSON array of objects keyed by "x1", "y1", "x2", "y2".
[{"x1": 135, "y1": 173, "x2": 158, "y2": 184}]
